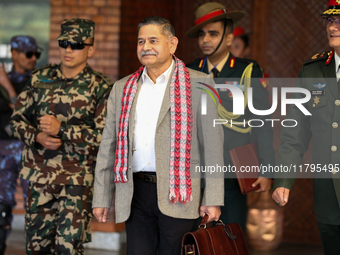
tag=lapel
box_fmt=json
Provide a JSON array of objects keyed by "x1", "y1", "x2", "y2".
[
  {"x1": 156, "y1": 64, "x2": 175, "y2": 128},
  {"x1": 322, "y1": 56, "x2": 337, "y2": 97},
  {"x1": 128, "y1": 78, "x2": 143, "y2": 149}
]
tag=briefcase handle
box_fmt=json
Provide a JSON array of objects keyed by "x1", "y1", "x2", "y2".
[{"x1": 199, "y1": 214, "x2": 237, "y2": 240}]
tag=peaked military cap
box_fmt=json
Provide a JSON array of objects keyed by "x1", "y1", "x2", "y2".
[
  {"x1": 57, "y1": 18, "x2": 95, "y2": 43},
  {"x1": 323, "y1": 0, "x2": 340, "y2": 15},
  {"x1": 11, "y1": 35, "x2": 41, "y2": 52}
]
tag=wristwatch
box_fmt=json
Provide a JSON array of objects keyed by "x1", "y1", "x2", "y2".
[{"x1": 57, "y1": 121, "x2": 66, "y2": 138}]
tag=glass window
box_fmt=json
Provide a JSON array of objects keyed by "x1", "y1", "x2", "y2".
[{"x1": 0, "y1": 0, "x2": 50, "y2": 71}]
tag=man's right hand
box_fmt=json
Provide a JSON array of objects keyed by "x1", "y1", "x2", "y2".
[
  {"x1": 36, "y1": 132, "x2": 62, "y2": 150},
  {"x1": 93, "y1": 207, "x2": 110, "y2": 223},
  {"x1": 272, "y1": 187, "x2": 290, "y2": 206}
]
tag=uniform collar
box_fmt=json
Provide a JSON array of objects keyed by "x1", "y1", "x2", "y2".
[
  {"x1": 53, "y1": 63, "x2": 93, "y2": 82},
  {"x1": 207, "y1": 52, "x2": 230, "y2": 74},
  {"x1": 141, "y1": 59, "x2": 174, "y2": 84}
]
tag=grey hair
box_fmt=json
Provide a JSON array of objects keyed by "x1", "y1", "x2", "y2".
[{"x1": 137, "y1": 16, "x2": 175, "y2": 39}]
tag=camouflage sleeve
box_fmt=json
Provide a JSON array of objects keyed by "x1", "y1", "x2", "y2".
[
  {"x1": 10, "y1": 81, "x2": 41, "y2": 147},
  {"x1": 59, "y1": 81, "x2": 112, "y2": 155}
]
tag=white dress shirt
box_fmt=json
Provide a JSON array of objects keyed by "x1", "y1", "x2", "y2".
[
  {"x1": 132, "y1": 60, "x2": 174, "y2": 173},
  {"x1": 335, "y1": 51, "x2": 340, "y2": 81}
]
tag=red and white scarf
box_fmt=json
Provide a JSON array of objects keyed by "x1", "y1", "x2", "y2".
[{"x1": 114, "y1": 55, "x2": 193, "y2": 203}]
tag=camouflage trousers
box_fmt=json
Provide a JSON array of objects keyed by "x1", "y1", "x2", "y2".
[{"x1": 25, "y1": 182, "x2": 93, "y2": 255}]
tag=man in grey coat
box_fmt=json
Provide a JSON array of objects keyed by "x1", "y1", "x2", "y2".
[{"x1": 92, "y1": 16, "x2": 224, "y2": 255}]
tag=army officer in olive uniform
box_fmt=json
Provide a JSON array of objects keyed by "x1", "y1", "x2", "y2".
[
  {"x1": 186, "y1": 2, "x2": 275, "y2": 232},
  {"x1": 272, "y1": 1, "x2": 340, "y2": 254}
]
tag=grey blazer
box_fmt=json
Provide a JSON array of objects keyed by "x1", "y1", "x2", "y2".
[{"x1": 93, "y1": 67, "x2": 224, "y2": 223}]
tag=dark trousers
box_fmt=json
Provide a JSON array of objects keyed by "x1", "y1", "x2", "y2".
[
  {"x1": 125, "y1": 174, "x2": 197, "y2": 255},
  {"x1": 317, "y1": 221, "x2": 340, "y2": 255},
  {"x1": 220, "y1": 179, "x2": 247, "y2": 233}
]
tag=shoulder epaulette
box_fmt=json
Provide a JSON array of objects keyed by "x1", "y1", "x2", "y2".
[
  {"x1": 93, "y1": 70, "x2": 114, "y2": 85},
  {"x1": 32, "y1": 63, "x2": 57, "y2": 74},
  {"x1": 304, "y1": 51, "x2": 332, "y2": 65}
]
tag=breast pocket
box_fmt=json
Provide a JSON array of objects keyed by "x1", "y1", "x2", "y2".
[{"x1": 32, "y1": 84, "x2": 55, "y2": 116}]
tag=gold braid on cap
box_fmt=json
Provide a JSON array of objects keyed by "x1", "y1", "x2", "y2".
[
  {"x1": 323, "y1": 9, "x2": 340, "y2": 15},
  {"x1": 217, "y1": 63, "x2": 253, "y2": 133}
]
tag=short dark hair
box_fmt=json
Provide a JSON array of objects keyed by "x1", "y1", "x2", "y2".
[{"x1": 137, "y1": 16, "x2": 175, "y2": 38}]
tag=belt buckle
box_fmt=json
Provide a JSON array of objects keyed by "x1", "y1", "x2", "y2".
[{"x1": 144, "y1": 175, "x2": 153, "y2": 183}]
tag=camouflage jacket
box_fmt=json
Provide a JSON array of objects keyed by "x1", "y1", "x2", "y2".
[{"x1": 10, "y1": 63, "x2": 114, "y2": 187}]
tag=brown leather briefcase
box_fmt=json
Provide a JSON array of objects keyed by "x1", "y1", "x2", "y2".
[{"x1": 181, "y1": 215, "x2": 249, "y2": 255}]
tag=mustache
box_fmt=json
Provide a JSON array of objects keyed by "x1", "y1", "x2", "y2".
[{"x1": 140, "y1": 51, "x2": 157, "y2": 57}]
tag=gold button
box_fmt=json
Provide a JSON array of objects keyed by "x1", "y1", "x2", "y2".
[
  {"x1": 331, "y1": 145, "x2": 337, "y2": 152},
  {"x1": 333, "y1": 168, "x2": 338, "y2": 175},
  {"x1": 333, "y1": 122, "x2": 339, "y2": 128},
  {"x1": 335, "y1": 100, "x2": 340, "y2": 106}
]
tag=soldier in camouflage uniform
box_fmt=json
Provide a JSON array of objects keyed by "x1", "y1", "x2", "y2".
[
  {"x1": 8, "y1": 35, "x2": 42, "y2": 94},
  {"x1": 0, "y1": 35, "x2": 41, "y2": 255},
  {"x1": 10, "y1": 18, "x2": 114, "y2": 255}
]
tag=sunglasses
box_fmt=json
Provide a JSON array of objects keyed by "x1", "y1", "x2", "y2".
[
  {"x1": 58, "y1": 40, "x2": 93, "y2": 50},
  {"x1": 20, "y1": 51, "x2": 41, "y2": 59}
]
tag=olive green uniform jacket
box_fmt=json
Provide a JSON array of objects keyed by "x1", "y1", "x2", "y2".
[
  {"x1": 274, "y1": 50, "x2": 340, "y2": 224},
  {"x1": 187, "y1": 54, "x2": 275, "y2": 187}
]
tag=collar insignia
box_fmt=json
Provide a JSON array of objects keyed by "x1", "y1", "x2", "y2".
[
  {"x1": 198, "y1": 58, "x2": 204, "y2": 69},
  {"x1": 325, "y1": 50, "x2": 334, "y2": 65},
  {"x1": 229, "y1": 56, "x2": 235, "y2": 68}
]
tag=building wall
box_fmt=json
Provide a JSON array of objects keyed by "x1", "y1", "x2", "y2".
[
  {"x1": 118, "y1": 0, "x2": 175, "y2": 78},
  {"x1": 49, "y1": 0, "x2": 121, "y2": 81}
]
